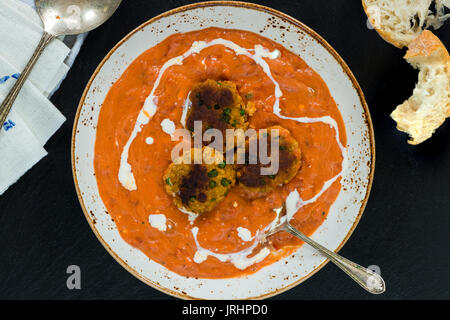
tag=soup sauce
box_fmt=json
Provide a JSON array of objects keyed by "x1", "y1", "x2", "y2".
[{"x1": 94, "y1": 27, "x2": 346, "y2": 278}]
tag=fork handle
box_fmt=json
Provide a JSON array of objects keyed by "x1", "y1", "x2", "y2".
[
  {"x1": 0, "y1": 31, "x2": 55, "y2": 126},
  {"x1": 285, "y1": 223, "x2": 386, "y2": 294}
]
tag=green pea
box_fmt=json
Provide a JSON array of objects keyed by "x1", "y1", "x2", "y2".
[
  {"x1": 221, "y1": 178, "x2": 230, "y2": 187},
  {"x1": 218, "y1": 161, "x2": 226, "y2": 169},
  {"x1": 208, "y1": 169, "x2": 218, "y2": 178},
  {"x1": 221, "y1": 114, "x2": 231, "y2": 123},
  {"x1": 209, "y1": 180, "x2": 217, "y2": 188},
  {"x1": 165, "y1": 177, "x2": 172, "y2": 186}
]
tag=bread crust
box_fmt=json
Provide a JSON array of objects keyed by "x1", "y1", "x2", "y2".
[
  {"x1": 405, "y1": 30, "x2": 450, "y2": 61},
  {"x1": 391, "y1": 30, "x2": 450, "y2": 144},
  {"x1": 361, "y1": 0, "x2": 407, "y2": 48}
]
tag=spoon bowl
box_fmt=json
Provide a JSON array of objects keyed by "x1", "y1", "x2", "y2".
[{"x1": 35, "y1": 0, "x2": 122, "y2": 36}]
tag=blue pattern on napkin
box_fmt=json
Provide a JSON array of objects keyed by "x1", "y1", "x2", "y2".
[
  {"x1": 3, "y1": 119, "x2": 16, "y2": 131},
  {"x1": 0, "y1": 73, "x2": 20, "y2": 132},
  {"x1": 0, "y1": 73, "x2": 20, "y2": 84},
  {"x1": 0, "y1": 73, "x2": 20, "y2": 131}
]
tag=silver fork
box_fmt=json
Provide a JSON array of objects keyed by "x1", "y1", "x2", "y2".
[{"x1": 265, "y1": 214, "x2": 386, "y2": 294}]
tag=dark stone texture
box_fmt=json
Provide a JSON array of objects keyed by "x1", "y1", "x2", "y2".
[{"x1": 0, "y1": 0, "x2": 449, "y2": 299}]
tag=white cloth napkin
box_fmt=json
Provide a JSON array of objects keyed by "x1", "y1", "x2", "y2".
[
  {"x1": 0, "y1": 110, "x2": 48, "y2": 195},
  {"x1": 0, "y1": 56, "x2": 66, "y2": 145},
  {"x1": 0, "y1": 0, "x2": 85, "y2": 195}
]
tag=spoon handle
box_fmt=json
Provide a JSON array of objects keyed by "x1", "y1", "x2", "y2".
[
  {"x1": 285, "y1": 223, "x2": 386, "y2": 294},
  {"x1": 0, "y1": 31, "x2": 55, "y2": 126}
]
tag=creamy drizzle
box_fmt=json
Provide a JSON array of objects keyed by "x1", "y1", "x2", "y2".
[
  {"x1": 116, "y1": 37, "x2": 347, "y2": 270},
  {"x1": 148, "y1": 214, "x2": 167, "y2": 232},
  {"x1": 161, "y1": 119, "x2": 176, "y2": 136},
  {"x1": 237, "y1": 227, "x2": 253, "y2": 242},
  {"x1": 180, "y1": 93, "x2": 192, "y2": 127},
  {"x1": 178, "y1": 206, "x2": 198, "y2": 225},
  {"x1": 189, "y1": 39, "x2": 347, "y2": 268},
  {"x1": 242, "y1": 43, "x2": 348, "y2": 226},
  {"x1": 118, "y1": 39, "x2": 281, "y2": 191},
  {"x1": 192, "y1": 227, "x2": 270, "y2": 270}
]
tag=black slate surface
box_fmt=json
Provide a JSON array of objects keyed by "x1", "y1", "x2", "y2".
[{"x1": 0, "y1": 0, "x2": 449, "y2": 300}]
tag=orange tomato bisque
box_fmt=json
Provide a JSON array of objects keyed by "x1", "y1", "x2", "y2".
[{"x1": 94, "y1": 27, "x2": 346, "y2": 279}]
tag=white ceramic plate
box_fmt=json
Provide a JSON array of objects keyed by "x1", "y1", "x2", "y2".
[{"x1": 72, "y1": 1, "x2": 374, "y2": 299}]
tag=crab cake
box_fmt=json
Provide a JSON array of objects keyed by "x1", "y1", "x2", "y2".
[
  {"x1": 186, "y1": 80, "x2": 255, "y2": 139},
  {"x1": 237, "y1": 126, "x2": 302, "y2": 199},
  {"x1": 163, "y1": 147, "x2": 236, "y2": 214}
]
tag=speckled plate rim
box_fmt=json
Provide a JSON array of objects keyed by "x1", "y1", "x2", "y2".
[{"x1": 71, "y1": 1, "x2": 375, "y2": 300}]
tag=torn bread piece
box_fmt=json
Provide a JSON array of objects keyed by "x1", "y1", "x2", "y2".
[
  {"x1": 391, "y1": 30, "x2": 450, "y2": 144},
  {"x1": 428, "y1": 0, "x2": 450, "y2": 29},
  {"x1": 362, "y1": 0, "x2": 450, "y2": 48}
]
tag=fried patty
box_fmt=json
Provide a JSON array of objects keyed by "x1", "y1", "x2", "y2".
[
  {"x1": 163, "y1": 147, "x2": 236, "y2": 214},
  {"x1": 186, "y1": 80, "x2": 255, "y2": 140},
  {"x1": 236, "y1": 126, "x2": 302, "y2": 199}
]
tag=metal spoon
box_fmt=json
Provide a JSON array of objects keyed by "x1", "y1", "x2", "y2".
[
  {"x1": 0, "y1": 0, "x2": 122, "y2": 126},
  {"x1": 264, "y1": 206, "x2": 386, "y2": 294}
]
